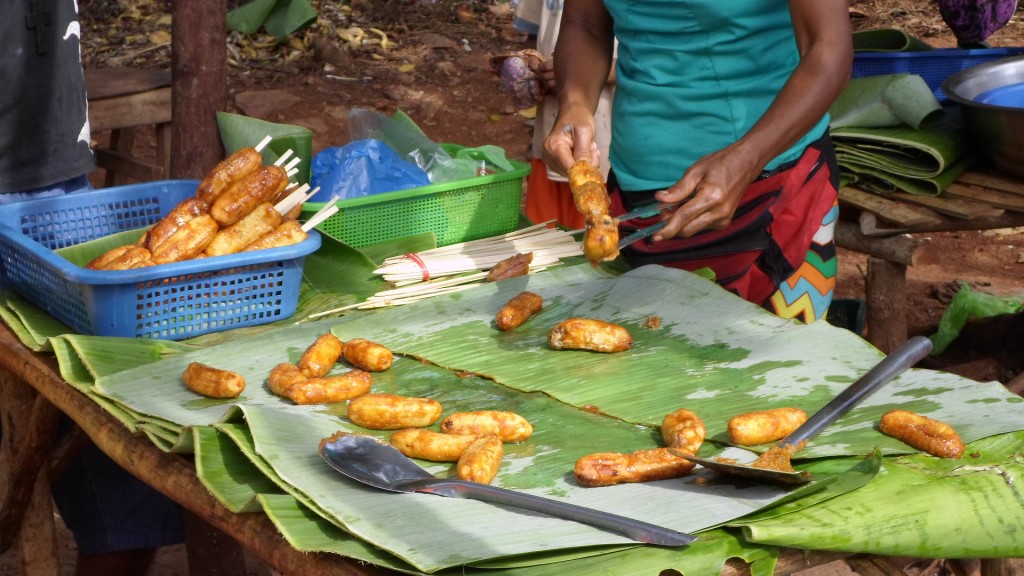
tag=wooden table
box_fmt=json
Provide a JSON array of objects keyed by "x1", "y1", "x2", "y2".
[
  {"x1": 0, "y1": 322, "x2": 859, "y2": 576},
  {"x1": 835, "y1": 169, "x2": 1024, "y2": 353}
]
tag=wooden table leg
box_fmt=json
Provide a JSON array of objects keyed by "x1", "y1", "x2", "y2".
[
  {"x1": 184, "y1": 511, "x2": 248, "y2": 576},
  {"x1": 865, "y1": 256, "x2": 908, "y2": 353},
  {"x1": 0, "y1": 367, "x2": 61, "y2": 576}
]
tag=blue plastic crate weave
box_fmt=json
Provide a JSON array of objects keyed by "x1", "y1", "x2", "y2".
[
  {"x1": 0, "y1": 180, "x2": 319, "y2": 340},
  {"x1": 853, "y1": 47, "x2": 1024, "y2": 103}
]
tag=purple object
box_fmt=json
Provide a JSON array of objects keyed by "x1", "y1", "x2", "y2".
[{"x1": 939, "y1": 0, "x2": 1017, "y2": 45}]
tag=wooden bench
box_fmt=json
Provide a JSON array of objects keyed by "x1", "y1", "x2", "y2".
[{"x1": 85, "y1": 67, "x2": 172, "y2": 186}]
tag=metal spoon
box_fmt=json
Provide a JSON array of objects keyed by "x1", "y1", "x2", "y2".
[
  {"x1": 319, "y1": 433, "x2": 696, "y2": 546},
  {"x1": 677, "y1": 336, "x2": 934, "y2": 485}
]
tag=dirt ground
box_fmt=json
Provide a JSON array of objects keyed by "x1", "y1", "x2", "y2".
[{"x1": 3, "y1": 1, "x2": 1022, "y2": 575}]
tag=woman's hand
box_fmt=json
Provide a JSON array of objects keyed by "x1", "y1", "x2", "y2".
[
  {"x1": 543, "y1": 105, "x2": 601, "y2": 176},
  {"x1": 652, "y1": 143, "x2": 764, "y2": 241}
]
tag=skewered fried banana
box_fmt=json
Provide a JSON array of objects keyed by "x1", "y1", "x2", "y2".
[
  {"x1": 182, "y1": 361, "x2": 245, "y2": 399},
  {"x1": 273, "y1": 184, "x2": 305, "y2": 220},
  {"x1": 727, "y1": 407, "x2": 808, "y2": 446},
  {"x1": 150, "y1": 213, "x2": 219, "y2": 265},
  {"x1": 196, "y1": 147, "x2": 264, "y2": 205},
  {"x1": 267, "y1": 363, "x2": 307, "y2": 396},
  {"x1": 495, "y1": 291, "x2": 543, "y2": 331},
  {"x1": 86, "y1": 245, "x2": 133, "y2": 270},
  {"x1": 879, "y1": 409, "x2": 965, "y2": 459},
  {"x1": 486, "y1": 252, "x2": 533, "y2": 282},
  {"x1": 243, "y1": 220, "x2": 308, "y2": 251},
  {"x1": 145, "y1": 197, "x2": 209, "y2": 253},
  {"x1": 100, "y1": 245, "x2": 153, "y2": 270},
  {"x1": 297, "y1": 333, "x2": 345, "y2": 378},
  {"x1": 204, "y1": 202, "x2": 283, "y2": 257},
  {"x1": 343, "y1": 338, "x2": 393, "y2": 372},
  {"x1": 661, "y1": 408, "x2": 705, "y2": 455},
  {"x1": 440, "y1": 410, "x2": 533, "y2": 443},
  {"x1": 210, "y1": 165, "x2": 289, "y2": 227},
  {"x1": 574, "y1": 448, "x2": 695, "y2": 487},
  {"x1": 285, "y1": 370, "x2": 372, "y2": 405},
  {"x1": 583, "y1": 213, "x2": 620, "y2": 264},
  {"x1": 347, "y1": 393, "x2": 443, "y2": 430},
  {"x1": 457, "y1": 435, "x2": 504, "y2": 484},
  {"x1": 548, "y1": 317, "x2": 633, "y2": 353},
  {"x1": 390, "y1": 428, "x2": 479, "y2": 462}
]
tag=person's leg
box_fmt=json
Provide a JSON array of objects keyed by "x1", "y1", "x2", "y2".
[{"x1": 766, "y1": 200, "x2": 839, "y2": 323}]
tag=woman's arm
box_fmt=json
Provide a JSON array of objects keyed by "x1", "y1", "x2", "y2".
[
  {"x1": 654, "y1": 0, "x2": 853, "y2": 240},
  {"x1": 542, "y1": 0, "x2": 616, "y2": 173}
]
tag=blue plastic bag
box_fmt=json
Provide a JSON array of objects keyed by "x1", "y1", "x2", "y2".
[{"x1": 309, "y1": 139, "x2": 430, "y2": 202}]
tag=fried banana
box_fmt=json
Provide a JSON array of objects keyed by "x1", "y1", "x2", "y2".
[
  {"x1": 144, "y1": 197, "x2": 209, "y2": 253},
  {"x1": 182, "y1": 361, "x2": 245, "y2": 399},
  {"x1": 439, "y1": 410, "x2": 533, "y2": 443},
  {"x1": 389, "y1": 428, "x2": 479, "y2": 462},
  {"x1": 204, "y1": 202, "x2": 282, "y2": 257},
  {"x1": 727, "y1": 407, "x2": 808, "y2": 446},
  {"x1": 574, "y1": 448, "x2": 695, "y2": 487},
  {"x1": 266, "y1": 362, "x2": 307, "y2": 396},
  {"x1": 495, "y1": 291, "x2": 543, "y2": 331},
  {"x1": 661, "y1": 408, "x2": 705, "y2": 455},
  {"x1": 342, "y1": 338, "x2": 393, "y2": 372},
  {"x1": 879, "y1": 409, "x2": 965, "y2": 459},
  {"x1": 273, "y1": 184, "x2": 304, "y2": 220},
  {"x1": 86, "y1": 245, "x2": 132, "y2": 270},
  {"x1": 196, "y1": 147, "x2": 264, "y2": 205},
  {"x1": 548, "y1": 317, "x2": 633, "y2": 353},
  {"x1": 285, "y1": 370, "x2": 372, "y2": 405},
  {"x1": 583, "y1": 213, "x2": 620, "y2": 264},
  {"x1": 243, "y1": 220, "x2": 308, "y2": 252},
  {"x1": 210, "y1": 165, "x2": 289, "y2": 227},
  {"x1": 150, "y1": 213, "x2": 219, "y2": 265},
  {"x1": 298, "y1": 333, "x2": 345, "y2": 378},
  {"x1": 486, "y1": 252, "x2": 534, "y2": 282},
  {"x1": 567, "y1": 160, "x2": 604, "y2": 194},
  {"x1": 457, "y1": 435, "x2": 504, "y2": 484},
  {"x1": 347, "y1": 393, "x2": 443, "y2": 430}
]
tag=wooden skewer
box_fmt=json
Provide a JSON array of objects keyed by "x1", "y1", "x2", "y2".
[
  {"x1": 273, "y1": 149, "x2": 294, "y2": 166},
  {"x1": 301, "y1": 196, "x2": 339, "y2": 232},
  {"x1": 273, "y1": 183, "x2": 310, "y2": 215},
  {"x1": 255, "y1": 135, "x2": 272, "y2": 152},
  {"x1": 284, "y1": 156, "x2": 301, "y2": 171}
]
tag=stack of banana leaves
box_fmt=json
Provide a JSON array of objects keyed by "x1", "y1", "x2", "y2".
[{"x1": 3, "y1": 231, "x2": 1024, "y2": 576}]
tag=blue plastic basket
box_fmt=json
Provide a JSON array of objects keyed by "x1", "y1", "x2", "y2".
[
  {"x1": 0, "y1": 180, "x2": 320, "y2": 340},
  {"x1": 853, "y1": 47, "x2": 1024, "y2": 103}
]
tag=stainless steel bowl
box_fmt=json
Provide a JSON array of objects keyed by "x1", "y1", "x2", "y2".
[{"x1": 942, "y1": 55, "x2": 1024, "y2": 177}]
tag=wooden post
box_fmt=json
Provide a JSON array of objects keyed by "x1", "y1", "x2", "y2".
[
  {"x1": 170, "y1": 0, "x2": 228, "y2": 179},
  {"x1": 865, "y1": 256, "x2": 908, "y2": 353}
]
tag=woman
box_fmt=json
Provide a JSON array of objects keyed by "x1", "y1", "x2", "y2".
[{"x1": 544, "y1": 1, "x2": 852, "y2": 323}]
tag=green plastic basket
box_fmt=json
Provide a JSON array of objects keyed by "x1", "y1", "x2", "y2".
[{"x1": 302, "y1": 145, "x2": 530, "y2": 248}]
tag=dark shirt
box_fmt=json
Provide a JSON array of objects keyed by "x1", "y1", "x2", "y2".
[{"x1": 0, "y1": 0, "x2": 95, "y2": 194}]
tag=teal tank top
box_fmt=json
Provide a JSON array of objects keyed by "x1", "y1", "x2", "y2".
[{"x1": 605, "y1": 0, "x2": 830, "y2": 191}]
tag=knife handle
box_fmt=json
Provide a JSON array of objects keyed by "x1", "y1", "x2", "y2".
[{"x1": 415, "y1": 480, "x2": 696, "y2": 547}]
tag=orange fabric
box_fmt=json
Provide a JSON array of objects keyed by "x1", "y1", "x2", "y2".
[{"x1": 524, "y1": 159, "x2": 586, "y2": 229}]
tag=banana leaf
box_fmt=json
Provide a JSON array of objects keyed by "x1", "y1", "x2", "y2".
[
  {"x1": 194, "y1": 425, "x2": 282, "y2": 513},
  {"x1": 737, "y1": 431, "x2": 1024, "y2": 558},
  {"x1": 227, "y1": 0, "x2": 317, "y2": 41},
  {"x1": 852, "y1": 29, "x2": 934, "y2": 52},
  {"x1": 0, "y1": 291, "x2": 64, "y2": 351},
  {"x1": 830, "y1": 74, "x2": 943, "y2": 130}
]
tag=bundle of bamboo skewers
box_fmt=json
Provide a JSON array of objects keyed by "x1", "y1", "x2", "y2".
[{"x1": 309, "y1": 223, "x2": 583, "y2": 317}]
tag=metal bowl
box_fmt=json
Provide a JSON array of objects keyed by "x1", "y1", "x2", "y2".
[{"x1": 942, "y1": 55, "x2": 1024, "y2": 177}]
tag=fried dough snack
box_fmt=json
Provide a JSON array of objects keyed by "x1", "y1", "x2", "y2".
[
  {"x1": 343, "y1": 338, "x2": 393, "y2": 372},
  {"x1": 297, "y1": 333, "x2": 345, "y2": 378},
  {"x1": 267, "y1": 362, "x2": 307, "y2": 396},
  {"x1": 182, "y1": 361, "x2": 245, "y2": 399},
  {"x1": 457, "y1": 435, "x2": 504, "y2": 484},
  {"x1": 150, "y1": 214, "x2": 219, "y2": 265},
  {"x1": 879, "y1": 409, "x2": 965, "y2": 459},
  {"x1": 196, "y1": 147, "x2": 264, "y2": 205},
  {"x1": 568, "y1": 160, "x2": 619, "y2": 264},
  {"x1": 440, "y1": 410, "x2": 534, "y2": 443},
  {"x1": 204, "y1": 202, "x2": 283, "y2": 257},
  {"x1": 486, "y1": 252, "x2": 533, "y2": 282},
  {"x1": 273, "y1": 184, "x2": 305, "y2": 220},
  {"x1": 390, "y1": 428, "x2": 479, "y2": 462},
  {"x1": 285, "y1": 371, "x2": 372, "y2": 405},
  {"x1": 348, "y1": 393, "x2": 443, "y2": 430},
  {"x1": 87, "y1": 245, "x2": 153, "y2": 270},
  {"x1": 210, "y1": 165, "x2": 289, "y2": 227},
  {"x1": 242, "y1": 220, "x2": 308, "y2": 252},
  {"x1": 661, "y1": 409, "x2": 706, "y2": 455},
  {"x1": 583, "y1": 214, "x2": 620, "y2": 263},
  {"x1": 728, "y1": 407, "x2": 808, "y2": 446},
  {"x1": 145, "y1": 197, "x2": 209, "y2": 253},
  {"x1": 574, "y1": 448, "x2": 695, "y2": 487},
  {"x1": 495, "y1": 291, "x2": 543, "y2": 331},
  {"x1": 548, "y1": 317, "x2": 633, "y2": 353}
]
